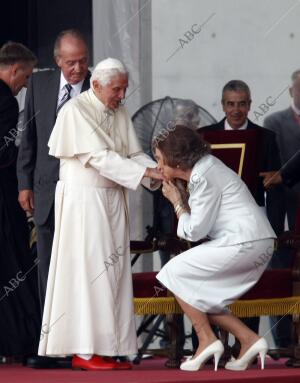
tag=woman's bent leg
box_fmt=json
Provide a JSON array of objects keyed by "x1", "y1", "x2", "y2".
[
  {"x1": 208, "y1": 312, "x2": 260, "y2": 357},
  {"x1": 175, "y1": 295, "x2": 217, "y2": 356}
]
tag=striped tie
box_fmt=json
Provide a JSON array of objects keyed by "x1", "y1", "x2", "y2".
[
  {"x1": 56, "y1": 83, "x2": 72, "y2": 115},
  {"x1": 293, "y1": 111, "x2": 300, "y2": 126}
]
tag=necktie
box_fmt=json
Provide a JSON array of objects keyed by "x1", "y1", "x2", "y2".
[
  {"x1": 293, "y1": 111, "x2": 300, "y2": 127},
  {"x1": 56, "y1": 83, "x2": 72, "y2": 115}
]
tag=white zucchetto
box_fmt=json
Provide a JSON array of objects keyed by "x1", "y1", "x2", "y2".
[{"x1": 94, "y1": 58, "x2": 126, "y2": 72}]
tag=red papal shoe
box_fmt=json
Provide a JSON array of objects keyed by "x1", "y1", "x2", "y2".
[
  {"x1": 72, "y1": 355, "x2": 123, "y2": 370},
  {"x1": 225, "y1": 338, "x2": 268, "y2": 371},
  {"x1": 180, "y1": 340, "x2": 224, "y2": 371}
]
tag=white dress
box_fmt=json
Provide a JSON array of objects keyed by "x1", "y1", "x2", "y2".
[
  {"x1": 156, "y1": 155, "x2": 276, "y2": 314},
  {"x1": 38, "y1": 89, "x2": 158, "y2": 356}
]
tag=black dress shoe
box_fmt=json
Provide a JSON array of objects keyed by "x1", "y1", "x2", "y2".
[
  {"x1": 113, "y1": 356, "x2": 130, "y2": 363},
  {"x1": 25, "y1": 355, "x2": 72, "y2": 369}
]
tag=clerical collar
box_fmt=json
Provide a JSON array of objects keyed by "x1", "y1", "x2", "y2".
[
  {"x1": 89, "y1": 88, "x2": 115, "y2": 116},
  {"x1": 225, "y1": 119, "x2": 248, "y2": 130},
  {"x1": 59, "y1": 72, "x2": 84, "y2": 95},
  {"x1": 291, "y1": 100, "x2": 300, "y2": 116}
]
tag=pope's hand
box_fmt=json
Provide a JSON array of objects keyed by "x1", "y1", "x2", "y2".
[
  {"x1": 144, "y1": 167, "x2": 164, "y2": 180},
  {"x1": 259, "y1": 171, "x2": 282, "y2": 189}
]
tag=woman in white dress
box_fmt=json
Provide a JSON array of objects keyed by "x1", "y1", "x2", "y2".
[{"x1": 154, "y1": 125, "x2": 276, "y2": 372}]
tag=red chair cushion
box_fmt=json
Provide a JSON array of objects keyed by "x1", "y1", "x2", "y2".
[
  {"x1": 133, "y1": 270, "x2": 292, "y2": 301},
  {"x1": 239, "y1": 269, "x2": 292, "y2": 300},
  {"x1": 133, "y1": 272, "x2": 167, "y2": 298}
]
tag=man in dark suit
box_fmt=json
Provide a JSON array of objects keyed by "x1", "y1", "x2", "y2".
[
  {"x1": 199, "y1": 79, "x2": 282, "y2": 209},
  {"x1": 261, "y1": 149, "x2": 300, "y2": 189},
  {"x1": 264, "y1": 70, "x2": 300, "y2": 233},
  {"x1": 280, "y1": 150, "x2": 300, "y2": 187},
  {"x1": 17, "y1": 30, "x2": 90, "y2": 368},
  {"x1": 198, "y1": 80, "x2": 283, "y2": 356},
  {"x1": 262, "y1": 72, "x2": 300, "y2": 349},
  {"x1": 0, "y1": 41, "x2": 41, "y2": 360}
]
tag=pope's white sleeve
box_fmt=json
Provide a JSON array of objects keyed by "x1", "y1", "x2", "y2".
[
  {"x1": 177, "y1": 177, "x2": 221, "y2": 241},
  {"x1": 77, "y1": 150, "x2": 146, "y2": 190},
  {"x1": 129, "y1": 153, "x2": 161, "y2": 191}
]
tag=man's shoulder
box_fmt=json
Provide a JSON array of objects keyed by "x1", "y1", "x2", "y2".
[
  {"x1": 264, "y1": 107, "x2": 291, "y2": 123},
  {"x1": 0, "y1": 80, "x2": 18, "y2": 113},
  {"x1": 31, "y1": 68, "x2": 59, "y2": 82},
  {"x1": 197, "y1": 119, "x2": 224, "y2": 132},
  {"x1": 247, "y1": 119, "x2": 271, "y2": 132},
  {"x1": 0, "y1": 79, "x2": 11, "y2": 98},
  {"x1": 247, "y1": 119, "x2": 274, "y2": 135},
  {"x1": 247, "y1": 119, "x2": 262, "y2": 129}
]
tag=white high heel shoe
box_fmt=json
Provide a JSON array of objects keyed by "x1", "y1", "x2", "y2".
[
  {"x1": 180, "y1": 340, "x2": 224, "y2": 371},
  {"x1": 225, "y1": 338, "x2": 268, "y2": 371}
]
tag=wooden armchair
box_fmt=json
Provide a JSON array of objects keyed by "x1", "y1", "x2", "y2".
[{"x1": 131, "y1": 234, "x2": 188, "y2": 367}]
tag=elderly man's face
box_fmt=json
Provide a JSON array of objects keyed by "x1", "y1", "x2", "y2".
[
  {"x1": 93, "y1": 73, "x2": 128, "y2": 110},
  {"x1": 222, "y1": 90, "x2": 251, "y2": 129},
  {"x1": 55, "y1": 36, "x2": 89, "y2": 85},
  {"x1": 290, "y1": 75, "x2": 300, "y2": 110}
]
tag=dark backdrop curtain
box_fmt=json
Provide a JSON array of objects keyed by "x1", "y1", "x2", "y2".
[{"x1": 0, "y1": 0, "x2": 93, "y2": 68}]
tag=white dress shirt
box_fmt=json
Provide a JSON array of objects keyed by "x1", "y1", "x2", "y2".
[
  {"x1": 225, "y1": 119, "x2": 248, "y2": 130},
  {"x1": 57, "y1": 72, "x2": 84, "y2": 106}
]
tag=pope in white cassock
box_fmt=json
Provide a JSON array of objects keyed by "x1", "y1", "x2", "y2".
[{"x1": 38, "y1": 58, "x2": 162, "y2": 370}]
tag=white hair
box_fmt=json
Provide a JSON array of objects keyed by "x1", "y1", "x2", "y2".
[{"x1": 90, "y1": 58, "x2": 128, "y2": 89}]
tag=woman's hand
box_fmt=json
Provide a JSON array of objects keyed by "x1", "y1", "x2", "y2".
[{"x1": 161, "y1": 180, "x2": 182, "y2": 205}]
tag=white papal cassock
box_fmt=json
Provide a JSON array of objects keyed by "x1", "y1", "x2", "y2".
[{"x1": 38, "y1": 89, "x2": 158, "y2": 357}]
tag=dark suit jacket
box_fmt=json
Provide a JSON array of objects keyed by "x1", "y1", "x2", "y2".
[
  {"x1": 281, "y1": 150, "x2": 300, "y2": 188},
  {"x1": 264, "y1": 107, "x2": 300, "y2": 230},
  {"x1": 199, "y1": 118, "x2": 284, "y2": 234},
  {"x1": 264, "y1": 107, "x2": 300, "y2": 167},
  {"x1": 17, "y1": 70, "x2": 90, "y2": 226},
  {"x1": 0, "y1": 79, "x2": 19, "y2": 166}
]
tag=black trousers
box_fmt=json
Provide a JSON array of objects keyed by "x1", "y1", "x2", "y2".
[{"x1": 36, "y1": 207, "x2": 55, "y2": 316}]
